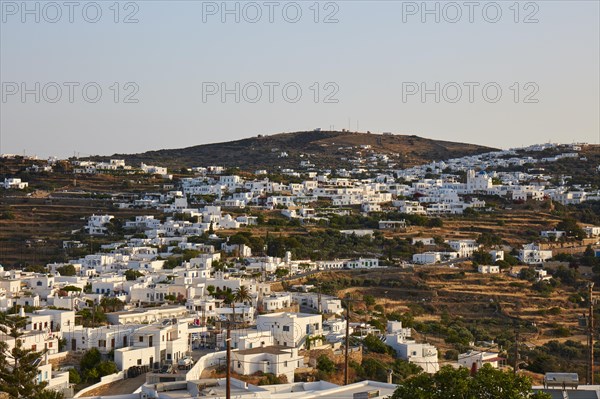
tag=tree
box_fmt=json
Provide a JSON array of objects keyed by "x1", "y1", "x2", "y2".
[
  {"x1": 472, "y1": 249, "x2": 494, "y2": 265},
  {"x1": 124, "y1": 269, "x2": 143, "y2": 281},
  {"x1": 234, "y1": 286, "x2": 252, "y2": 305},
  {"x1": 0, "y1": 313, "x2": 64, "y2": 399},
  {"x1": 477, "y1": 233, "x2": 503, "y2": 248},
  {"x1": 80, "y1": 348, "x2": 101, "y2": 372},
  {"x1": 68, "y1": 368, "x2": 81, "y2": 385},
  {"x1": 62, "y1": 285, "x2": 81, "y2": 293},
  {"x1": 232, "y1": 285, "x2": 253, "y2": 326},
  {"x1": 316, "y1": 354, "x2": 336, "y2": 374},
  {"x1": 56, "y1": 264, "x2": 76, "y2": 276},
  {"x1": 96, "y1": 361, "x2": 118, "y2": 377},
  {"x1": 363, "y1": 295, "x2": 376, "y2": 307},
  {"x1": 363, "y1": 334, "x2": 393, "y2": 355},
  {"x1": 275, "y1": 268, "x2": 289, "y2": 278},
  {"x1": 100, "y1": 297, "x2": 124, "y2": 313},
  {"x1": 519, "y1": 268, "x2": 537, "y2": 282},
  {"x1": 556, "y1": 218, "x2": 586, "y2": 240},
  {"x1": 79, "y1": 348, "x2": 117, "y2": 383},
  {"x1": 391, "y1": 365, "x2": 551, "y2": 399}
]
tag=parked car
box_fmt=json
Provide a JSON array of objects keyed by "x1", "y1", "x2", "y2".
[{"x1": 178, "y1": 356, "x2": 193, "y2": 369}]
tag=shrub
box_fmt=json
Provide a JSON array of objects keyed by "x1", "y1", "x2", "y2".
[
  {"x1": 68, "y1": 368, "x2": 81, "y2": 385},
  {"x1": 316, "y1": 354, "x2": 336, "y2": 374}
]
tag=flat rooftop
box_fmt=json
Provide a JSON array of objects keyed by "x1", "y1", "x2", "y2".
[{"x1": 235, "y1": 345, "x2": 292, "y2": 356}]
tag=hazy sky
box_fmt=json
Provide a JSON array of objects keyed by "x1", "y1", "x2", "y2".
[{"x1": 1, "y1": 0, "x2": 599, "y2": 158}]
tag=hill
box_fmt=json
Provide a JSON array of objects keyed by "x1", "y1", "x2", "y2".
[{"x1": 105, "y1": 131, "x2": 495, "y2": 171}]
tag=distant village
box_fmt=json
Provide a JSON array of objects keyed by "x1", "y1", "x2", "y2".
[{"x1": 0, "y1": 140, "x2": 597, "y2": 398}]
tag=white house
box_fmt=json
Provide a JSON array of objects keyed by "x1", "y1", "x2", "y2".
[
  {"x1": 291, "y1": 292, "x2": 343, "y2": 315},
  {"x1": 393, "y1": 340, "x2": 439, "y2": 373},
  {"x1": 86, "y1": 214, "x2": 114, "y2": 235},
  {"x1": 260, "y1": 293, "x2": 293, "y2": 313},
  {"x1": 458, "y1": 350, "x2": 502, "y2": 371},
  {"x1": 345, "y1": 258, "x2": 380, "y2": 269},
  {"x1": 256, "y1": 312, "x2": 322, "y2": 348},
  {"x1": 3, "y1": 177, "x2": 28, "y2": 189},
  {"x1": 114, "y1": 321, "x2": 190, "y2": 371},
  {"x1": 478, "y1": 265, "x2": 500, "y2": 274},
  {"x1": 466, "y1": 170, "x2": 493, "y2": 192},
  {"x1": 106, "y1": 305, "x2": 189, "y2": 325},
  {"x1": 378, "y1": 220, "x2": 406, "y2": 230},
  {"x1": 411, "y1": 237, "x2": 436, "y2": 246},
  {"x1": 63, "y1": 325, "x2": 138, "y2": 353},
  {"x1": 412, "y1": 252, "x2": 459, "y2": 265},
  {"x1": 232, "y1": 345, "x2": 304, "y2": 383},
  {"x1": 447, "y1": 239, "x2": 480, "y2": 258},
  {"x1": 519, "y1": 243, "x2": 553, "y2": 264},
  {"x1": 584, "y1": 226, "x2": 600, "y2": 237},
  {"x1": 541, "y1": 230, "x2": 566, "y2": 241}
]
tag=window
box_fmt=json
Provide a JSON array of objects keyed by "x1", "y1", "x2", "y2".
[
  {"x1": 284, "y1": 361, "x2": 288, "y2": 367},
  {"x1": 139, "y1": 336, "x2": 143, "y2": 342},
  {"x1": 137, "y1": 359, "x2": 142, "y2": 365},
  {"x1": 283, "y1": 326, "x2": 290, "y2": 332}
]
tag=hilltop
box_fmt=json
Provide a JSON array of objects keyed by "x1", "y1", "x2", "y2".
[{"x1": 105, "y1": 131, "x2": 495, "y2": 170}]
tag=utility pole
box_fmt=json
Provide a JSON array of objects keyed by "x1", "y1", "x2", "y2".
[
  {"x1": 317, "y1": 283, "x2": 322, "y2": 314},
  {"x1": 589, "y1": 282, "x2": 595, "y2": 385},
  {"x1": 513, "y1": 326, "x2": 519, "y2": 375},
  {"x1": 344, "y1": 298, "x2": 350, "y2": 385},
  {"x1": 226, "y1": 320, "x2": 231, "y2": 399}
]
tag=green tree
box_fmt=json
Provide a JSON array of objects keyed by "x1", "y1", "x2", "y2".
[
  {"x1": 556, "y1": 218, "x2": 586, "y2": 240},
  {"x1": 68, "y1": 368, "x2": 81, "y2": 385},
  {"x1": 391, "y1": 365, "x2": 551, "y2": 399},
  {"x1": 80, "y1": 348, "x2": 101, "y2": 372},
  {"x1": 231, "y1": 285, "x2": 253, "y2": 326},
  {"x1": 472, "y1": 249, "x2": 494, "y2": 265},
  {"x1": 234, "y1": 285, "x2": 252, "y2": 305},
  {"x1": 363, "y1": 295, "x2": 376, "y2": 307},
  {"x1": 316, "y1": 354, "x2": 336, "y2": 374},
  {"x1": 100, "y1": 297, "x2": 124, "y2": 313},
  {"x1": 96, "y1": 361, "x2": 118, "y2": 377},
  {"x1": 519, "y1": 268, "x2": 537, "y2": 282},
  {"x1": 56, "y1": 264, "x2": 77, "y2": 276},
  {"x1": 363, "y1": 334, "x2": 393, "y2": 355},
  {"x1": 124, "y1": 269, "x2": 143, "y2": 281},
  {"x1": 275, "y1": 268, "x2": 289, "y2": 278},
  {"x1": 62, "y1": 285, "x2": 81, "y2": 293}
]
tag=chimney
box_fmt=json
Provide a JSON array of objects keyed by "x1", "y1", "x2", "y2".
[
  {"x1": 387, "y1": 369, "x2": 393, "y2": 384},
  {"x1": 19, "y1": 306, "x2": 25, "y2": 317}
]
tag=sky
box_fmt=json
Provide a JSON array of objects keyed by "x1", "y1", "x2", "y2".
[{"x1": 1, "y1": 0, "x2": 599, "y2": 158}]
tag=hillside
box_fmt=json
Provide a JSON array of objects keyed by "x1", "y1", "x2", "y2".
[{"x1": 105, "y1": 131, "x2": 495, "y2": 170}]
